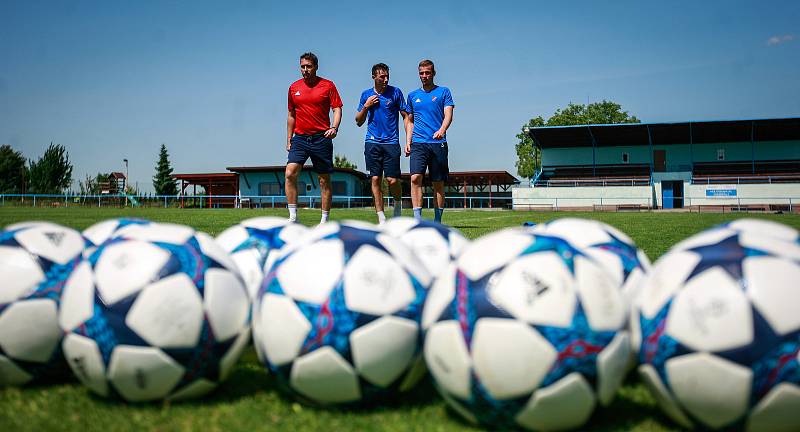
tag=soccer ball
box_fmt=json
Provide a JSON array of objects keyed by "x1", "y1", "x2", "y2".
[
  {"x1": 634, "y1": 226, "x2": 800, "y2": 430},
  {"x1": 252, "y1": 221, "x2": 432, "y2": 405},
  {"x1": 82, "y1": 217, "x2": 152, "y2": 255},
  {"x1": 422, "y1": 228, "x2": 630, "y2": 430},
  {"x1": 59, "y1": 222, "x2": 251, "y2": 401},
  {"x1": 672, "y1": 218, "x2": 800, "y2": 251},
  {"x1": 0, "y1": 221, "x2": 86, "y2": 386},
  {"x1": 530, "y1": 218, "x2": 651, "y2": 304},
  {"x1": 382, "y1": 217, "x2": 469, "y2": 279},
  {"x1": 216, "y1": 217, "x2": 308, "y2": 299}
]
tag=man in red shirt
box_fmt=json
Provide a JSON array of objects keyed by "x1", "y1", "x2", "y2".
[{"x1": 286, "y1": 52, "x2": 343, "y2": 223}]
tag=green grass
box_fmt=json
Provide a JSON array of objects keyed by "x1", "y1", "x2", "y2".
[{"x1": 1, "y1": 207, "x2": 799, "y2": 431}]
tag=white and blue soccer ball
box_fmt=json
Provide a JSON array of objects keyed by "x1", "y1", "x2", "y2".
[
  {"x1": 531, "y1": 218, "x2": 651, "y2": 304},
  {"x1": 672, "y1": 218, "x2": 800, "y2": 251},
  {"x1": 634, "y1": 225, "x2": 800, "y2": 431},
  {"x1": 216, "y1": 217, "x2": 308, "y2": 299},
  {"x1": 0, "y1": 222, "x2": 86, "y2": 386},
  {"x1": 383, "y1": 217, "x2": 469, "y2": 280},
  {"x1": 422, "y1": 228, "x2": 630, "y2": 430},
  {"x1": 252, "y1": 221, "x2": 432, "y2": 405},
  {"x1": 82, "y1": 217, "x2": 152, "y2": 256},
  {"x1": 59, "y1": 222, "x2": 251, "y2": 401}
]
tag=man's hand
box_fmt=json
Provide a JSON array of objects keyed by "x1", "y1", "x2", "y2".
[
  {"x1": 286, "y1": 140, "x2": 292, "y2": 151},
  {"x1": 364, "y1": 95, "x2": 379, "y2": 109},
  {"x1": 433, "y1": 129, "x2": 446, "y2": 140},
  {"x1": 324, "y1": 127, "x2": 338, "y2": 138},
  {"x1": 405, "y1": 142, "x2": 411, "y2": 157}
]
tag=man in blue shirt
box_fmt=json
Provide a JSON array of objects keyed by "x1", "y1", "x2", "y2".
[
  {"x1": 407, "y1": 59, "x2": 454, "y2": 223},
  {"x1": 355, "y1": 63, "x2": 411, "y2": 225}
]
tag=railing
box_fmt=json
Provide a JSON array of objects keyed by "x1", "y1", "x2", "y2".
[
  {"x1": 0, "y1": 194, "x2": 513, "y2": 210},
  {"x1": 691, "y1": 174, "x2": 800, "y2": 184},
  {"x1": 533, "y1": 177, "x2": 651, "y2": 187},
  {"x1": 513, "y1": 196, "x2": 799, "y2": 212}
]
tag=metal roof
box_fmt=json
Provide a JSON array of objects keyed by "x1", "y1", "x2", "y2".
[{"x1": 528, "y1": 117, "x2": 800, "y2": 148}]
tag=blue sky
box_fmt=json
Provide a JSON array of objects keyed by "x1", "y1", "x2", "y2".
[{"x1": 1, "y1": 0, "x2": 798, "y2": 192}]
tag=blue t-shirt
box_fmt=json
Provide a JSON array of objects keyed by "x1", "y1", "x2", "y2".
[
  {"x1": 407, "y1": 86, "x2": 455, "y2": 144},
  {"x1": 357, "y1": 85, "x2": 408, "y2": 145}
]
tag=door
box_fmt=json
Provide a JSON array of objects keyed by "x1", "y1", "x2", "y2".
[
  {"x1": 653, "y1": 150, "x2": 666, "y2": 172},
  {"x1": 661, "y1": 181, "x2": 674, "y2": 209},
  {"x1": 672, "y1": 181, "x2": 684, "y2": 209}
]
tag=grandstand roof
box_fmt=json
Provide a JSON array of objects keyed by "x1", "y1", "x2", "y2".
[{"x1": 528, "y1": 117, "x2": 800, "y2": 148}]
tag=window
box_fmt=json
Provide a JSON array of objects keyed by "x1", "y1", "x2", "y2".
[
  {"x1": 622, "y1": 153, "x2": 629, "y2": 163},
  {"x1": 332, "y1": 181, "x2": 347, "y2": 195},
  {"x1": 717, "y1": 149, "x2": 725, "y2": 161},
  {"x1": 258, "y1": 182, "x2": 281, "y2": 196},
  {"x1": 297, "y1": 182, "x2": 307, "y2": 195}
]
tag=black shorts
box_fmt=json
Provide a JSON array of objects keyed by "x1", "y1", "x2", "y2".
[
  {"x1": 364, "y1": 142, "x2": 401, "y2": 178},
  {"x1": 410, "y1": 142, "x2": 449, "y2": 182},
  {"x1": 288, "y1": 133, "x2": 334, "y2": 174}
]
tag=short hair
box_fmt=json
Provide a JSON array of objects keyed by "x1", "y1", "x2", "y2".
[
  {"x1": 418, "y1": 59, "x2": 435, "y2": 71},
  {"x1": 371, "y1": 63, "x2": 389, "y2": 76},
  {"x1": 300, "y1": 52, "x2": 318, "y2": 67}
]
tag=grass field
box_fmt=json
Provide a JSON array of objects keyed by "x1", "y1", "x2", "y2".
[{"x1": 2, "y1": 207, "x2": 799, "y2": 431}]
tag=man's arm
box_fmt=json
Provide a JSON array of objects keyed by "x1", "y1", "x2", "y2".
[
  {"x1": 325, "y1": 107, "x2": 342, "y2": 138},
  {"x1": 287, "y1": 110, "x2": 295, "y2": 151},
  {"x1": 432, "y1": 106, "x2": 454, "y2": 140},
  {"x1": 403, "y1": 111, "x2": 413, "y2": 156},
  {"x1": 355, "y1": 95, "x2": 379, "y2": 127}
]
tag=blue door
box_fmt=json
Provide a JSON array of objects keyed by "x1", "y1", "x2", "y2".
[{"x1": 661, "y1": 181, "x2": 674, "y2": 209}]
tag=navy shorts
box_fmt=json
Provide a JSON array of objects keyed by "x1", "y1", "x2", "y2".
[
  {"x1": 410, "y1": 142, "x2": 449, "y2": 182},
  {"x1": 364, "y1": 142, "x2": 401, "y2": 178},
  {"x1": 288, "y1": 133, "x2": 334, "y2": 174}
]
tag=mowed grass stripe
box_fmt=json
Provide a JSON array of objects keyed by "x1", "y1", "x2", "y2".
[{"x1": 1, "y1": 207, "x2": 798, "y2": 431}]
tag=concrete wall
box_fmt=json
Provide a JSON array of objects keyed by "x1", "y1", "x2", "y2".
[
  {"x1": 684, "y1": 183, "x2": 800, "y2": 206},
  {"x1": 513, "y1": 186, "x2": 653, "y2": 209}
]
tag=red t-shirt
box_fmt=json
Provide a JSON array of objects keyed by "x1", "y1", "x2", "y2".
[{"x1": 288, "y1": 77, "x2": 343, "y2": 135}]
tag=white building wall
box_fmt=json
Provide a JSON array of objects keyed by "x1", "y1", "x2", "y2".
[
  {"x1": 685, "y1": 183, "x2": 800, "y2": 206},
  {"x1": 513, "y1": 186, "x2": 653, "y2": 209}
]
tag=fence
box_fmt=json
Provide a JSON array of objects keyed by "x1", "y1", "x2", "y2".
[
  {"x1": 0, "y1": 194, "x2": 512, "y2": 210},
  {"x1": 512, "y1": 195, "x2": 800, "y2": 212}
]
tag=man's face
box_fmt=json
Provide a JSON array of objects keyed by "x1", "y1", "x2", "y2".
[
  {"x1": 373, "y1": 69, "x2": 389, "y2": 89},
  {"x1": 300, "y1": 58, "x2": 317, "y2": 79},
  {"x1": 418, "y1": 65, "x2": 434, "y2": 86}
]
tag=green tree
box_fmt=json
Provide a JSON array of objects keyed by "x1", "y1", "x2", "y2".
[
  {"x1": 79, "y1": 173, "x2": 112, "y2": 195},
  {"x1": 334, "y1": 154, "x2": 357, "y2": 170},
  {"x1": 27, "y1": 143, "x2": 73, "y2": 193},
  {"x1": 152, "y1": 144, "x2": 178, "y2": 195},
  {"x1": 0, "y1": 145, "x2": 27, "y2": 193},
  {"x1": 515, "y1": 100, "x2": 641, "y2": 179}
]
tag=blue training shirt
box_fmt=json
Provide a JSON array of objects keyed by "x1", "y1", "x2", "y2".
[
  {"x1": 407, "y1": 86, "x2": 455, "y2": 144},
  {"x1": 357, "y1": 85, "x2": 408, "y2": 144}
]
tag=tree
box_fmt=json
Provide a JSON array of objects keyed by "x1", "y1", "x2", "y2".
[
  {"x1": 79, "y1": 173, "x2": 112, "y2": 195},
  {"x1": 334, "y1": 154, "x2": 357, "y2": 170},
  {"x1": 515, "y1": 100, "x2": 641, "y2": 179},
  {"x1": 0, "y1": 145, "x2": 27, "y2": 194},
  {"x1": 27, "y1": 143, "x2": 73, "y2": 193},
  {"x1": 153, "y1": 144, "x2": 178, "y2": 195}
]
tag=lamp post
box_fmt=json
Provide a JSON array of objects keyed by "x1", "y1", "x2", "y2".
[{"x1": 123, "y1": 159, "x2": 129, "y2": 206}]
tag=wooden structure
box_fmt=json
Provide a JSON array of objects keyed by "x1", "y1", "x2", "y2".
[{"x1": 172, "y1": 173, "x2": 239, "y2": 208}]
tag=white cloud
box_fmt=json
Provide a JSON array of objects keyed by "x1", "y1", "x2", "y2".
[{"x1": 767, "y1": 34, "x2": 795, "y2": 46}]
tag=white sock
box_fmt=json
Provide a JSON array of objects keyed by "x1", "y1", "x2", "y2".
[
  {"x1": 393, "y1": 199, "x2": 402, "y2": 217},
  {"x1": 288, "y1": 204, "x2": 297, "y2": 222},
  {"x1": 320, "y1": 210, "x2": 329, "y2": 223},
  {"x1": 377, "y1": 211, "x2": 386, "y2": 225}
]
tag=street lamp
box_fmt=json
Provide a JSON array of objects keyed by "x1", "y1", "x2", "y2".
[{"x1": 123, "y1": 159, "x2": 129, "y2": 205}]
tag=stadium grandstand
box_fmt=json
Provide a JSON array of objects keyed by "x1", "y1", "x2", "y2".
[{"x1": 513, "y1": 117, "x2": 800, "y2": 212}]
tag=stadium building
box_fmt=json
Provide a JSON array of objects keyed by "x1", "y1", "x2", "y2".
[{"x1": 513, "y1": 117, "x2": 800, "y2": 211}]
